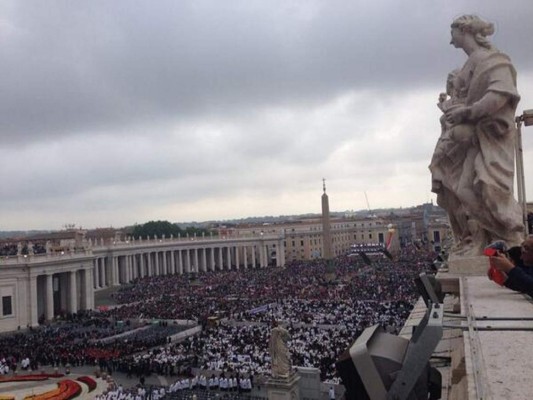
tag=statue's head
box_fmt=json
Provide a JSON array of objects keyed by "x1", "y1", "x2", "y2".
[{"x1": 450, "y1": 15, "x2": 494, "y2": 50}]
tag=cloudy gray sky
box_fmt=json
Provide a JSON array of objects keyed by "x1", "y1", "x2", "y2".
[{"x1": 2, "y1": 1, "x2": 533, "y2": 230}]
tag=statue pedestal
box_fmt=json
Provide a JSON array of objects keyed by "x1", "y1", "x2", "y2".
[
  {"x1": 265, "y1": 372, "x2": 300, "y2": 400},
  {"x1": 448, "y1": 255, "x2": 489, "y2": 275}
]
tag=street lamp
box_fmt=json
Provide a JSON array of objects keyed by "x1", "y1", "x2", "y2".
[
  {"x1": 515, "y1": 109, "x2": 533, "y2": 235},
  {"x1": 522, "y1": 109, "x2": 533, "y2": 126}
]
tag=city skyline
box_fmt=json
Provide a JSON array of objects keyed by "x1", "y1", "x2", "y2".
[
  {"x1": 0, "y1": 202, "x2": 439, "y2": 235},
  {"x1": 2, "y1": 1, "x2": 533, "y2": 230}
]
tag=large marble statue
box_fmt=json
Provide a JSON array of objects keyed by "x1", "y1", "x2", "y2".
[
  {"x1": 430, "y1": 15, "x2": 524, "y2": 256},
  {"x1": 269, "y1": 321, "x2": 291, "y2": 378}
]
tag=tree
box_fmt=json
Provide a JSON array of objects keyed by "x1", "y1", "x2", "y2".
[
  {"x1": 131, "y1": 221, "x2": 214, "y2": 239},
  {"x1": 132, "y1": 220, "x2": 181, "y2": 239}
]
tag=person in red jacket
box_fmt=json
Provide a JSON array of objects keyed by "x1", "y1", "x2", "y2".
[{"x1": 490, "y1": 238, "x2": 533, "y2": 297}]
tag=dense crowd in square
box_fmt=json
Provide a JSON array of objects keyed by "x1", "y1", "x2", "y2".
[{"x1": 0, "y1": 245, "x2": 436, "y2": 396}]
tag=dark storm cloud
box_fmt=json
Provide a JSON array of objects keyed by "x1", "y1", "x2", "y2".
[{"x1": 3, "y1": 0, "x2": 531, "y2": 145}]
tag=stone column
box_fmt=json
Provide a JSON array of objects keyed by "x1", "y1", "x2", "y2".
[
  {"x1": 95, "y1": 259, "x2": 100, "y2": 288},
  {"x1": 69, "y1": 270, "x2": 78, "y2": 313},
  {"x1": 218, "y1": 247, "x2": 223, "y2": 271},
  {"x1": 46, "y1": 274, "x2": 54, "y2": 320},
  {"x1": 252, "y1": 246, "x2": 257, "y2": 268},
  {"x1": 185, "y1": 249, "x2": 191, "y2": 273},
  {"x1": 202, "y1": 248, "x2": 207, "y2": 272},
  {"x1": 140, "y1": 253, "x2": 145, "y2": 277},
  {"x1": 85, "y1": 268, "x2": 94, "y2": 310},
  {"x1": 117, "y1": 257, "x2": 123, "y2": 284},
  {"x1": 170, "y1": 250, "x2": 176, "y2": 274},
  {"x1": 126, "y1": 255, "x2": 131, "y2": 282},
  {"x1": 124, "y1": 256, "x2": 129, "y2": 283},
  {"x1": 243, "y1": 246, "x2": 248, "y2": 269},
  {"x1": 96, "y1": 258, "x2": 104, "y2": 288},
  {"x1": 144, "y1": 253, "x2": 149, "y2": 277},
  {"x1": 29, "y1": 276, "x2": 39, "y2": 327},
  {"x1": 123, "y1": 256, "x2": 127, "y2": 283},
  {"x1": 163, "y1": 251, "x2": 168, "y2": 275},
  {"x1": 102, "y1": 258, "x2": 108, "y2": 287},
  {"x1": 147, "y1": 252, "x2": 153, "y2": 276},
  {"x1": 227, "y1": 247, "x2": 232, "y2": 270},
  {"x1": 79, "y1": 269, "x2": 87, "y2": 310},
  {"x1": 194, "y1": 248, "x2": 199, "y2": 273},
  {"x1": 94, "y1": 259, "x2": 100, "y2": 289},
  {"x1": 129, "y1": 255, "x2": 134, "y2": 281},
  {"x1": 98, "y1": 258, "x2": 104, "y2": 287},
  {"x1": 108, "y1": 257, "x2": 113, "y2": 285},
  {"x1": 132, "y1": 255, "x2": 137, "y2": 280},
  {"x1": 177, "y1": 250, "x2": 183, "y2": 274},
  {"x1": 155, "y1": 252, "x2": 160, "y2": 276},
  {"x1": 105, "y1": 258, "x2": 109, "y2": 286},
  {"x1": 260, "y1": 245, "x2": 267, "y2": 268},
  {"x1": 235, "y1": 246, "x2": 240, "y2": 269},
  {"x1": 209, "y1": 248, "x2": 215, "y2": 272},
  {"x1": 129, "y1": 255, "x2": 134, "y2": 280},
  {"x1": 278, "y1": 239, "x2": 286, "y2": 267},
  {"x1": 113, "y1": 257, "x2": 119, "y2": 285}
]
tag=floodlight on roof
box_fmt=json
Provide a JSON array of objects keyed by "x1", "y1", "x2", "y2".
[
  {"x1": 522, "y1": 109, "x2": 533, "y2": 127},
  {"x1": 415, "y1": 272, "x2": 444, "y2": 307},
  {"x1": 516, "y1": 109, "x2": 532, "y2": 235},
  {"x1": 336, "y1": 303, "x2": 443, "y2": 400}
]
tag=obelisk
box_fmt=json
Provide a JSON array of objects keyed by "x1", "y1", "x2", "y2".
[
  {"x1": 322, "y1": 179, "x2": 336, "y2": 282},
  {"x1": 322, "y1": 178, "x2": 333, "y2": 260}
]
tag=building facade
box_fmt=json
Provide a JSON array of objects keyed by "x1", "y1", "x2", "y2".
[
  {"x1": 0, "y1": 232, "x2": 283, "y2": 332},
  {"x1": 230, "y1": 217, "x2": 392, "y2": 263}
]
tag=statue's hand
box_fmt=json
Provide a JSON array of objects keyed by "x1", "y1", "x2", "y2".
[{"x1": 446, "y1": 106, "x2": 470, "y2": 125}]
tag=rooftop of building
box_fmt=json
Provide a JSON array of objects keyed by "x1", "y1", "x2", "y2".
[{"x1": 401, "y1": 263, "x2": 533, "y2": 399}]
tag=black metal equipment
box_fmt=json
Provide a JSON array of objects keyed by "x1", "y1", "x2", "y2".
[{"x1": 336, "y1": 303, "x2": 443, "y2": 400}]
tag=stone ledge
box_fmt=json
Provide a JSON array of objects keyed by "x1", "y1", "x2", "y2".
[{"x1": 447, "y1": 256, "x2": 488, "y2": 275}]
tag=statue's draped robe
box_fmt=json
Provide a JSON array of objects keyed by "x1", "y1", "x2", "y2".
[
  {"x1": 431, "y1": 48, "x2": 523, "y2": 254},
  {"x1": 269, "y1": 326, "x2": 291, "y2": 378}
]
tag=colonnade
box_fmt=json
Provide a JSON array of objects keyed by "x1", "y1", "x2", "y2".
[
  {"x1": 35, "y1": 269, "x2": 94, "y2": 321},
  {"x1": 92, "y1": 239, "x2": 284, "y2": 289},
  {"x1": 5, "y1": 259, "x2": 96, "y2": 331},
  {"x1": 0, "y1": 236, "x2": 285, "y2": 332}
]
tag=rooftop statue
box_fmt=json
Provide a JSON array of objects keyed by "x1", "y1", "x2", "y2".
[
  {"x1": 430, "y1": 15, "x2": 524, "y2": 256},
  {"x1": 269, "y1": 321, "x2": 292, "y2": 379}
]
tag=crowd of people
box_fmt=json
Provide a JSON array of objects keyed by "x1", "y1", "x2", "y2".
[
  {"x1": 0, "y1": 245, "x2": 437, "y2": 394},
  {"x1": 0, "y1": 313, "x2": 186, "y2": 374},
  {"x1": 96, "y1": 383, "x2": 251, "y2": 400}
]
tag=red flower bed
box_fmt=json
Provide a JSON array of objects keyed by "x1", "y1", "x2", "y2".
[
  {"x1": 77, "y1": 375, "x2": 97, "y2": 392},
  {"x1": 24, "y1": 379, "x2": 81, "y2": 400},
  {"x1": 59, "y1": 380, "x2": 81, "y2": 400}
]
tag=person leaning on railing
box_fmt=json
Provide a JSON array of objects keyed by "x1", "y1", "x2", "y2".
[{"x1": 489, "y1": 237, "x2": 533, "y2": 297}]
